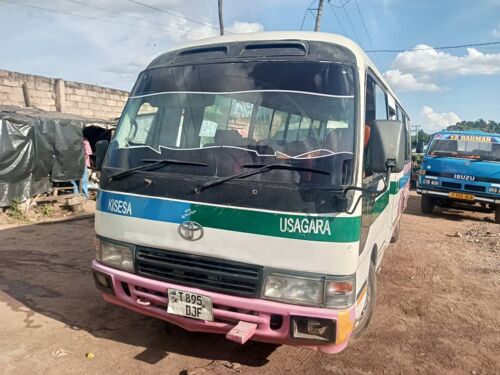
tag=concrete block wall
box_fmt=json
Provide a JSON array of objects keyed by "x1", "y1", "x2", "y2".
[{"x1": 0, "y1": 69, "x2": 129, "y2": 119}]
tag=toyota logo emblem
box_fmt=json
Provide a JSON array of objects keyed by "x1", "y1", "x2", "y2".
[{"x1": 178, "y1": 221, "x2": 204, "y2": 241}]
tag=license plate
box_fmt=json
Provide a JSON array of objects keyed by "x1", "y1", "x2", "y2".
[
  {"x1": 167, "y1": 288, "x2": 213, "y2": 321},
  {"x1": 449, "y1": 192, "x2": 475, "y2": 201}
]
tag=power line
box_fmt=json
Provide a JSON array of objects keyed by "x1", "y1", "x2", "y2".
[
  {"x1": 66, "y1": 0, "x2": 117, "y2": 14},
  {"x1": 2, "y1": 0, "x2": 218, "y2": 37},
  {"x1": 329, "y1": 0, "x2": 363, "y2": 48},
  {"x1": 127, "y1": 0, "x2": 229, "y2": 33},
  {"x1": 6, "y1": 0, "x2": 500, "y2": 56},
  {"x1": 0, "y1": 0, "x2": 128, "y2": 25},
  {"x1": 366, "y1": 41, "x2": 500, "y2": 53},
  {"x1": 329, "y1": 0, "x2": 351, "y2": 8},
  {"x1": 326, "y1": 1, "x2": 347, "y2": 37},
  {"x1": 300, "y1": 0, "x2": 317, "y2": 31},
  {"x1": 64, "y1": 0, "x2": 184, "y2": 34},
  {"x1": 353, "y1": 0, "x2": 381, "y2": 66}
]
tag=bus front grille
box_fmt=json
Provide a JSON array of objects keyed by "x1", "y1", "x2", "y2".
[
  {"x1": 464, "y1": 184, "x2": 485, "y2": 192},
  {"x1": 135, "y1": 247, "x2": 262, "y2": 297},
  {"x1": 442, "y1": 181, "x2": 461, "y2": 189}
]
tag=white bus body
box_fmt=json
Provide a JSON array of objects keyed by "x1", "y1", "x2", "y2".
[{"x1": 92, "y1": 32, "x2": 411, "y2": 353}]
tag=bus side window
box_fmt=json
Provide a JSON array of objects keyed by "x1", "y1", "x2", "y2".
[
  {"x1": 365, "y1": 77, "x2": 376, "y2": 125},
  {"x1": 364, "y1": 76, "x2": 388, "y2": 177},
  {"x1": 365, "y1": 76, "x2": 389, "y2": 130},
  {"x1": 375, "y1": 84, "x2": 388, "y2": 120}
]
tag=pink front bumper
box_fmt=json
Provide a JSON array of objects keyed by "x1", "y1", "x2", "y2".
[{"x1": 92, "y1": 260, "x2": 354, "y2": 353}]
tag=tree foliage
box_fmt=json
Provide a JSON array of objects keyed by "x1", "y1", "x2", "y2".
[{"x1": 446, "y1": 119, "x2": 500, "y2": 133}]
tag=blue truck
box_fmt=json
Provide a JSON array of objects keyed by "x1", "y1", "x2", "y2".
[{"x1": 417, "y1": 130, "x2": 500, "y2": 223}]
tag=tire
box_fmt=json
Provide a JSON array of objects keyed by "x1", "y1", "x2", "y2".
[
  {"x1": 421, "y1": 195, "x2": 435, "y2": 214},
  {"x1": 495, "y1": 206, "x2": 500, "y2": 224},
  {"x1": 390, "y1": 222, "x2": 400, "y2": 243},
  {"x1": 351, "y1": 263, "x2": 377, "y2": 340}
]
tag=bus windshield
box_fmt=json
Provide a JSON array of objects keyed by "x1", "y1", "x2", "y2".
[
  {"x1": 106, "y1": 61, "x2": 356, "y2": 187},
  {"x1": 428, "y1": 134, "x2": 500, "y2": 162}
]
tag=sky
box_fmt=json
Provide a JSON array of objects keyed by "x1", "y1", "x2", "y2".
[{"x1": 0, "y1": 0, "x2": 499, "y2": 133}]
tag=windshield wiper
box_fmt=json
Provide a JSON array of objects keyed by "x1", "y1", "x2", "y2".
[
  {"x1": 109, "y1": 159, "x2": 208, "y2": 181},
  {"x1": 192, "y1": 163, "x2": 330, "y2": 194}
]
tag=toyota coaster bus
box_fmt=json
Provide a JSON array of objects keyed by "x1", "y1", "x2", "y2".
[
  {"x1": 92, "y1": 32, "x2": 411, "y2": 353},
  {"x1": 417, "y1": 130, "x2": 500, "y2": 223}
]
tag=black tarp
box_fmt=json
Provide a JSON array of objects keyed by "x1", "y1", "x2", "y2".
[{"x1": 0, "y1": 107, "x2": 87, "y2": 207}]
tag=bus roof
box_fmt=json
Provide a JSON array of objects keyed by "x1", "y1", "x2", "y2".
[
  {"x1": 148, "y1": 31, "x2": 402, "y2": 108},
  {"x1": 434, "y1": 130, "x2": 500, "y2": 137}
]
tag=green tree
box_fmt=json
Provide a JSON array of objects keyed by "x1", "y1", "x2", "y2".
[
  {"x1": 411, "y1": 127, "x2": 431, "y2": 151},
  {"x1": 446, "y1": 119, "x2": 500, "y2": 133}
]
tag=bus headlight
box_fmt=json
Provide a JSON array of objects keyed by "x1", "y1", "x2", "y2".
[
  {"x1": 262, "y1": 274, "x2": 323, "y2": 306},
  {"x1": 423, "y1": 178, "x2": 439, "y2": 186},
  {"x1": 489, "y1": 187, "x2": 498, "y2": 194},
  {"x1": 262, "y1": 272, "x2": 356, "y2": 308},
  {"x1": 95, "y1": 238, "x2": 134, "y2": 272}
]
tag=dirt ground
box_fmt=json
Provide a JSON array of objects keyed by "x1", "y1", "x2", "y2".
[{"x1": 0, "y1": 192, "x2": 498, "y2": 375}]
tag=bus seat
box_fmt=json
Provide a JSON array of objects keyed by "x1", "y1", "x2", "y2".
[
  {"x1": 286, "y1": 140, "x2": 308, "y2": 157},
  {"x1": 212, "y1": 129, "x2": 255, "y2": 174},
  {"x1": 214, "y1": 129, "x2": 244, "y2": 146}
]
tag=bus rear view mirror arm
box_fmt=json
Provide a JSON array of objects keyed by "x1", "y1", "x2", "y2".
[
  {"x1": 95, "y1": 140, "x2": 110, "y2": 171},
  {"x1": 368, "y1": 120, "x2": 405, "y2": 174},
  {"x1": 343, "y1": 168, "x2": 392, "y2": 215}
]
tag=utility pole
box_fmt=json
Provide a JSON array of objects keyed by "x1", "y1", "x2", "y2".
[
  {"x1": 412, "y1": 125, "x2": 420, "y2": 144},
  {"x1": 218, "y1": 0, "x2": 224, "y2": 35},
  {"x1": 314, "y1": 0, "x2": 325, "y2": 31}
]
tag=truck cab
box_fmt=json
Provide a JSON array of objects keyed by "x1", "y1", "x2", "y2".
[{"x1": 417, "y1": 131, "x2": 500, "y2": 223}]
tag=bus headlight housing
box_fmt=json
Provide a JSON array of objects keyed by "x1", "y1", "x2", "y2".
[
  {"x1": 263, "y1": 274, "x2": 323, "y2": 306},
  {"x1": 423, "y1": 178, "x2": 439, "y2": 186},
  {"x1": 262, "y1": 272, "x2": 356, "y2": 308},
  {"x1": 489, "y1": 187, "x2": 498, "y2": 194},
  {"x1": 95, "y1": 238, "x2": 134, "y2": 272}
]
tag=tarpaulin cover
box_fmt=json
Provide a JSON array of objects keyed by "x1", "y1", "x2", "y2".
[{"x1": 0, "y1": 110, "x2": 85, "y2": 207}]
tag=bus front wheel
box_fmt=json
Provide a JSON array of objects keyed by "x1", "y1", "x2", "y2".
[
  {"x1": 421, "y1": 195, "x2": 435, "y2": 214},
  {"x1": 495, "y1": 206, "x2": 500, "y2": 224},
  {"x1": 351, "y1": 262, "x2": 376, "y2": 340}
]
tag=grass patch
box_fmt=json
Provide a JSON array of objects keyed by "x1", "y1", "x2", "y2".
[
  {"x1": 38, "y1": 204, "x2": 54, "y2": 217},
  {"x1": 5, "y1": 198, "x2": 28, "y2": 222}
]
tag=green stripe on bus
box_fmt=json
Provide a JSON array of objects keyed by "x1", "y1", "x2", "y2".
[
  {"x1": 389, "y1": 181, "x2": 399, "y2": 194},
  {"x1": 189, "y1": 205, "x2": 361, "y2": 243},
  {"x1": 101, "y1": 171, "x2": 410, "y2": 243}
]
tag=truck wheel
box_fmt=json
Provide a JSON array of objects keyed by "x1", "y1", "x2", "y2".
[
  {"x1": 421, "y1": 195, "x2": 435, "y2": 214},
  {"x1": 495, "y1": 206, "x2": 500, "y2": 224},
  {"x1": 351, "y1": 263, "x2": 376, "y2": 340},
  {"x1": 390, "y1": 222, "x2": 400, "y2": 243}
]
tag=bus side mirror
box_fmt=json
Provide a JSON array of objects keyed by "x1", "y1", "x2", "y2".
[
  {"x1": 368, "y1": 120, "x2": 405, "y2": 173},
  {"x1": 95, "y1": 140, "x2": 110, "y2": 171}
]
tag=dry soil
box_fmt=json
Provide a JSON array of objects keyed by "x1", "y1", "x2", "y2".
[{"x1": 0, "y1": 193, "x2": 498, "y2": 374}]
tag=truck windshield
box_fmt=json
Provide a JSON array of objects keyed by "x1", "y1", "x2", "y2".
[
  {"x1": 428, "y1": 134, "x2": 500, "y2": 162},
  {"x1": 105, "y1": 61, "x2": 356, "y2": 187}
]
